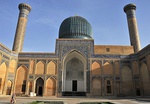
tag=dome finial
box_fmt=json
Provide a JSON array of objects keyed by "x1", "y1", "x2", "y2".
[{"x1": 75, "y1": 14, "x2": 78, "y2": 16}]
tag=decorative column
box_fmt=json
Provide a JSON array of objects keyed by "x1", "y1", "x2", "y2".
[
  {"x1": 12, "y1": 3, "x2": 31, "y2": 52},
  {"x1": 124, "y1": 3, "x2": 141, "y2": 53}
]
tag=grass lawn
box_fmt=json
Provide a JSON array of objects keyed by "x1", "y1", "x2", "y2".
[
  {"x1": 80, "y1": 102, "x2": 114, "y2": 104},
  {"x1": 29, "y1": 101, "x2": 114, "y2": 104},
  {"x1": 28, "y1": 101, "x2": 64, "y2": 104}
]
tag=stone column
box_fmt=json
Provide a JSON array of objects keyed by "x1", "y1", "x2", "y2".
[
  {"x1": 32, "y1": 80, "x2": 35, "y2": 95},
  {"x1": 32, "y1": 60, "x2": 36, "y2": 96},
  {"x1": 43, "y1": 61, "x2": 47, "y2": 96},
  {"x1": 124, "y1": 3, "x2": 141, "y2": 53},
  {"x1": 25, "y1": 76, "x2": 29, "y2": 95},
  {"x1": 43, "y1": 76, "x2": 47, "y2": 96},
  {"x1": 12, "y1": 3, "x2": 31, "y2": 52}
]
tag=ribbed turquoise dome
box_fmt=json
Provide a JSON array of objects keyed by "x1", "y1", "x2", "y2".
[{"x1": 59, "y1": 16, "x2": 93, "y2": 39}]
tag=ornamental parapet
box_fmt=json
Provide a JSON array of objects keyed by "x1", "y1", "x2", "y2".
[{"x1": 18, "y1": 52, "x2": 57, "y2": 58}]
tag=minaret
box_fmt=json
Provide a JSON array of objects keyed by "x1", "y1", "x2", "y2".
[
  {"x1": 12, "y1": 3, "x2": 31, "y2": 52},
  {"x1": 124, "y1": 3, "x2": 141, "y2": 53}
]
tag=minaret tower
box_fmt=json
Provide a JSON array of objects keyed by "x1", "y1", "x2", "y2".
[
  {"x1": 12, "y1": 3, "x2": 31, "y2": 52},
  {"x1": 124, "y1": 3, "x2": 141, "y2": 53}
]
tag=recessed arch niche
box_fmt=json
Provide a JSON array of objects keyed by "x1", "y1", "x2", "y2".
[
  {"x1": 47, "y1": 61, "x2": 56, "y2": 75},
  {"x1": 0, "y1": 62, "x2": 7, "y2": 94},
  {"x1": 140, "y1": 63, "x2": 150, "y2": 95},
  {"x1": 121, "y1": 66, "x2": 133, "y2": 95},
  {"x1": 35, "y1": 61, "x2": 44, "y2": 74},
  {"x1": 92, "y1": 78, "x2": 101, "y2": 96},
  {"x1": 45, "y1": 77, "x2": 56, "y2": 96},
  {"x1": 15, "y1": 65, "x2": 28, "y2": 94},
  {"x1": 62, "y1": 50, "x2": 86, "y2": 94},
  {"x1": 91, "y1": 62, "x2": 101, "y2": 75}
]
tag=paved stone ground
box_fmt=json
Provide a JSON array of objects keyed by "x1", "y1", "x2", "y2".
[{"x1": 0, "y1": 95, "x2": 150, "y2": 104}]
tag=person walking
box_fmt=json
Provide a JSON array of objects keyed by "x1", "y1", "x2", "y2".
[{"x1": 10, "y1": 92, "x2": 16, "y2": 104}]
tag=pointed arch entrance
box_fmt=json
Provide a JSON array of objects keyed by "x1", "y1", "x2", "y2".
[
  {"x1": 45, "y1": 77, "x2": 56, "y2": 96},
  {"x1": 6, "y1": 80, "x2": 12, "y2": 95},
  {"x1": 62, "y1": 50, "x2": 86, "y2": 96},
  {"x1": 35, "y1": 77, "x2": 44, "y2": 96}
]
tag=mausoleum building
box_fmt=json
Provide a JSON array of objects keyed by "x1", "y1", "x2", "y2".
[{"x1": 0, "y1": 3, "x2": 150, "y2": 97}]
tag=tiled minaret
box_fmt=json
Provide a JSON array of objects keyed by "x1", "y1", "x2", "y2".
[
  {"x1": 124, "y1": 3, "x2": 141, "y2": 53},
  {"x1": 12, "y1": 3, "x2": 31, "y2": 52}
]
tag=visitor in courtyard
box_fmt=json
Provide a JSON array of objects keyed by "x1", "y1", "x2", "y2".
[{"x1": 10, "y1": 92, "x2": 16, "y2": 104}]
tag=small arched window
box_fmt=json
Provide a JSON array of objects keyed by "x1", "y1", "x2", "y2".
[{"x1": 106, "y1": 80, "x2": 111, "y2": 94}]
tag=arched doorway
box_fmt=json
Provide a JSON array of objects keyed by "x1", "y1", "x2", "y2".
[
  {"x1": 62, "y1": 50, "x2": 86, "y2": 96},
  {"x1": 66, "y1": 57, "x2": 84, "y2": 91},
  {"x1": 35, "y1": 77, "x2": 44, "y2": 96},
  {"x1": 6, "y1": 80, "x2": 12, "y2": 95}
]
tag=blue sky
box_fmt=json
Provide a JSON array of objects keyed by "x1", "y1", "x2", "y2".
[{"x1": 0, "y1": 0, "x2": 149, "y2": 52}]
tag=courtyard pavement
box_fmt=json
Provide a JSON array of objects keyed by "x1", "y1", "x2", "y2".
[{"x1": 0, "y1": 95, "x2": 150, "y2": 104}]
